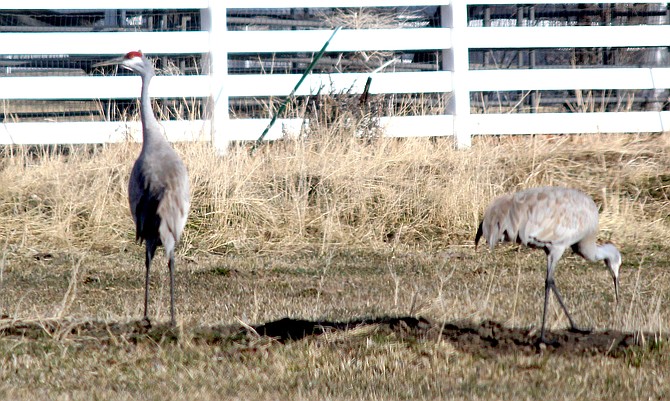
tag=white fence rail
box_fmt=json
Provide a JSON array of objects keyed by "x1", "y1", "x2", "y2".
[{"x1": 1, "y1": 1, "x2": 670, "y2": 151}]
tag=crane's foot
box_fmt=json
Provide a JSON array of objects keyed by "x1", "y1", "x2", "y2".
[
  {"x1": 535, "y1": 335, "x2": 560, "y2": 349},
  {"x1": 568, "y1": 326, "x2": 591, "y2": 335},
  {"x1": 140, "y1": 316, "x2": 152, "y2": 329}
]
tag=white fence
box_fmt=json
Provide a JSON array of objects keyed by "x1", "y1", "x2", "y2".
[{"x1": 1, "y1": 1, "x2": 670, "y2": 152}]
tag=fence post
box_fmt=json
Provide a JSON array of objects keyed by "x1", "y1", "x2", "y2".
[
  {"x1": 442, "y1": 1, "x2": 471, "y2": 148},
  {"x1": 202, "y1": 1, "x2": 230, "y2": 155}
]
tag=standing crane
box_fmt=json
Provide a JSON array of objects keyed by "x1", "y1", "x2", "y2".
[
  {"x1": 94, "y1": 51, "x2": 190, "y2": 326},
  {"x1": 474, "y1": 186, "x2": 621, "y2": 344}
]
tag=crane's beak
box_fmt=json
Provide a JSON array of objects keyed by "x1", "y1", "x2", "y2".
[
  {"x1": 92, "y1": 56, "x2": 127, "y2": 68},
  {"x1": 613, "y1": 276, "x2": 619, "y2": 304}
]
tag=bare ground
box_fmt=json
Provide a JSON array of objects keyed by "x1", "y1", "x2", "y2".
[{"x1": 2, "y1": 135, "x2": 670, "y2": 398}]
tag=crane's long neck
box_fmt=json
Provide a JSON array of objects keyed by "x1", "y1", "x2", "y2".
[
  {"x1": 139, "y1": 71, "x2": 165, "y2": 149},
  {"x1": 577, "y1": 240, "x2": 616, "y2": 263}
]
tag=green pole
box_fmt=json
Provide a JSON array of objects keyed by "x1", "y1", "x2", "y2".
[{"x1": 251, "y1": 26, "x2": 341, "y2": 153}]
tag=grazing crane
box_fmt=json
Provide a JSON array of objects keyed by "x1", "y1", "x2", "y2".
[
  {"x1": 94, "y1": 51, "x2": 190, "y2": 326},
  {"x1": 474, "y1": 186, "x2": 621, "y2": 344}
]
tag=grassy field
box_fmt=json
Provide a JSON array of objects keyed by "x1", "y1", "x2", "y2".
[{"x1": 1, "y1": 132, "x2": 669, "y2": 400}]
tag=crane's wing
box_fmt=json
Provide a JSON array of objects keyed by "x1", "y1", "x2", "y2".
[
  {"x1": 156, "y1": 159, "x2": 190, "y2": 249},
  {"x1": 129, "y1": 162, "x2": 164, "y2": 245}
]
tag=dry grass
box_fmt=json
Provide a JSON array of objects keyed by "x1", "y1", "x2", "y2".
[
  {"x1": 2, "y1": 132, "x2": 668, "y2": 255},
  {"x1": 1, "y1": 132, "x2": 670, "y2": 399}
]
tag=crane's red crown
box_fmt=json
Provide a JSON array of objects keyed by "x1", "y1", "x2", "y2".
[{"x1": 125, "y1": 51, "x2": 144, "y2": 60}]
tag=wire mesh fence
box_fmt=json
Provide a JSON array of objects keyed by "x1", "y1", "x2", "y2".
[
  {"x1": 1, "y1": 5, "x2": 670, "y2": 125},
  {"x1": 467, "y1": 4, "x2": 670, "y2": 112}
]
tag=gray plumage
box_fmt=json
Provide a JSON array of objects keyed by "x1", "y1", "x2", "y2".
[
  {"x1": 475, "y1": 186, "x2": 621, "y2": 344},
  {"x1": 94, "y1": 51, "x2": 190, "y2": 326}
]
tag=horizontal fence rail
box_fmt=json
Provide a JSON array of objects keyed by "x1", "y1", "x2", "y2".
[
  {"x1": 0, "y1": 121, "x2": 210, "y2": 145},
  {"x1": 224, "y1": 29, "x2": 452, "y2": 53},
  {"x1": 466, "y1": 26, "x2": 670, "y2": 48},
  {"x1": 225, "y1": 72, "x2": 453, "y2": 97},
  {"x1": 0, "y1": 32, "x2": 210, "y2": 55},
  {"x1": 468, "y1": 68, "x2": 670, "y2": 91},
  {"x1": 1, "y1": 76, "x2": 211, "y2": 99},
  {"x1": 1, "y1": 1, "x2": 670, "y2": 150},
  {"x1": 0, "y1": 1, "x2": 210, "y2": 9}
]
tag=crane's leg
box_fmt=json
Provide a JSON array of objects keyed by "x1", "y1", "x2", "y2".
[
  {"x1": 541, "y1": 248, "x2": 590, "y2": 344},
  {"x1": 550, "y1": 280, "x2": 581, "y2": 330},
  {"x1": 540, "y1": 267, "x2": 553, "y2": 343},
  {"x1": 143, "y1": 240, "x2": 157, "y2": 327},
  {"x1": 143, "y1": 244, "x2": 153, "y2": 325},
  {"x1": 550, "y1": 284, "x2": 591, "y2": 336},
  {"x1": 168, "y1": 249, "x2": 176, "y2": 327},
  {"x1": 540, "y1": 248, "x2": 565, "y2": 344}
]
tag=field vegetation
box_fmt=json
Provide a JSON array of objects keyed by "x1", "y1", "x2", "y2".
[{"x1": 1, "y1": 130, "x2": 669, "y2": 399}]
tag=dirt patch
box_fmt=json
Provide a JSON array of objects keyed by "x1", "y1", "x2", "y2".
[
  {"x1": 0, "y1": 316, "x2": 660, "y2": 358},
  {"x1": 250, "y1": 317, "x2": 651, "y2": 358},
  {"x1": 436, "y1": 319, "x2": 646, "y2": 357}
]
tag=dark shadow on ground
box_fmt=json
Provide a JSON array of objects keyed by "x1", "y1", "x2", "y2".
[
  {"x1": 0, "y1": 315, "x2": 661, "y2": 357},
  {"x1": 248, "y1": 316, "x2": 654, "y2": 357}
]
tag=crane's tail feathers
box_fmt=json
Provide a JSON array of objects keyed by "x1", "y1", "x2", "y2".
[{"x1": 474, "y1": 222, "x2": 484, "y2": 250}]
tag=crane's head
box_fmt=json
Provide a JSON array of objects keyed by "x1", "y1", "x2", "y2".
[
  {"x1": 93, "y1": 51, "x2": 154, "y2": 77},
  {"x1": 601, "y1": 242, "x2": 621, "y2": 303}
]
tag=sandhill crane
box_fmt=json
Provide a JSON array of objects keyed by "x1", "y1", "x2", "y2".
[
  {"x1": 94, "y1": 51, "x2": 190, "y2": 326},
  {"x1": 474, "y1": 186, "x2": 621, "y2": 344}
]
